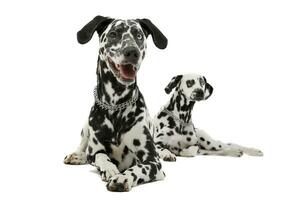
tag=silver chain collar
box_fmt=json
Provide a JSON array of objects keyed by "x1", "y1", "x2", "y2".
[
  {"x1": 163, "y1": 108, "x2": 193, "y2": 126},
  {"x1": 94, "y1": 86, "x2": 139, "y2": 111}
]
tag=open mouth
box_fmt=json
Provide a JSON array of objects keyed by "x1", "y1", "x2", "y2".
[{"x1": 108, "y1": 58, "x2": 137, "y2": 82}]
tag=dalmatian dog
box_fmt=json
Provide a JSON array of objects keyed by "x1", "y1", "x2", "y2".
[
  {"x1": 153, "y1": 74, "x2": 263, "y2": 161},
  {"x1": 64, "y1": 16, "x2": 168, "y2": 192}
]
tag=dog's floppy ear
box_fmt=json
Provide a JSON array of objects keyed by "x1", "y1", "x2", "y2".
[
  {"x1": 203, "y1": 77, "x2": 214, "y2": 100},
  {"x1": 77, "y1": 16, "x2": 113, "y2": 44},
  {"x1": 137, "y1": 19, "x2": 168, "y2": 49},
  {"x1": 165, "y1": 75, "x2": 183, "y2": 94}
]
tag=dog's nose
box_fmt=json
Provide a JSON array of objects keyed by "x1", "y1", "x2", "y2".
[
  {"x1": 193, "y1": 89, "x2": 204, "y2": 99},
  {"x1": 123, "y1": 47, "x2": 140, "y2": 63}
]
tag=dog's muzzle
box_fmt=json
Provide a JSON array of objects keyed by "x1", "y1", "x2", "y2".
[
  {"x1": 191, "y1": 89, "x2": 204, "y2": 101},
  {"x1": 123, "y1": 46, "x2": 140, "y2": 64}
]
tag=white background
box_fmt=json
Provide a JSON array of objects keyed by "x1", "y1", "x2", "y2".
[{"x1": 0, "y1": 0, "x2": 300, "y2": 199}]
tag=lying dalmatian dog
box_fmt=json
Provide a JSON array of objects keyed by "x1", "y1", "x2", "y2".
[
  {"x1": 153, "y1": 74, "x2": 263, "y2": 161},
  {"x1": 64, "y1": 16, "x2": 167, "y2": 192}
]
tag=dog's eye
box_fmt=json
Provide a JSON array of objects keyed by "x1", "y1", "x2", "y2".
[
  {"x1": 186, "y1": 80, "x2": 195, "y2": 88},
  {"x1": 136, "y1": 34, "x2": 143, "y2": 40},
  {"x1": 109, "y1": 31, "x2": 117, "y2": 38}
]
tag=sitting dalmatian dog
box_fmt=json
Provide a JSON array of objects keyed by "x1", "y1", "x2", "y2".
[
  {"x1": 64, "y1": 16, "x2": 167, "y2": 191},
  {"x1": 153, "y1": 74, "x2": 263, "y2": 161}
]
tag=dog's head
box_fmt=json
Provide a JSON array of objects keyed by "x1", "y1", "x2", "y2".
[
  {"x1": 77, "y1": 16, "x2": 167, "y2": 85},
  {"x1": 165, "y1": 74, "x2": 213, "y2": 101}
]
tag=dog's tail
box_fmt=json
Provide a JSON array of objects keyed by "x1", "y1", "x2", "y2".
[{"x1": 225, "y1": 143, "x2": 264, "y2": 156}]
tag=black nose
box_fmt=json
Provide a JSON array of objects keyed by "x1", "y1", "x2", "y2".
[
  {"x1": 123, "y1": 47, "x2": 140, "y2": 63},
  {"x1": 194, "y1": 89, "x2": 204, "y2": 99}
]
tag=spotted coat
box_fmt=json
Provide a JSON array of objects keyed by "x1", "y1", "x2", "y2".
[
  {"x1": 153, "y1": 74, "x2": 263, "y2": 161},
  {"x1": 64, "y1": 16, "x2": 168, "y2": 192}
]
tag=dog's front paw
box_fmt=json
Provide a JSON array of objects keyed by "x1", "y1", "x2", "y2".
[
  {"x1": 100, "y1": 168, "x2": 120, "y2": 182},
  {"x1": 64, "y1": 152, "x2": 87, "y2": 165},
  {"x1": 98, "y1": 164, "x2": 120, "y2": 182},
  {"x1": 161, "y1": 149, "x2": 177, "y2": 162},
  {"x1": 163, "y1": 154, "x2": 177, "y2": 162},
  {"x1": 179, "y1": 146, "x2": 199, "y2": 157},
  {"x1": 106, "y1": 174, "x2": 134, "y2": 192}
]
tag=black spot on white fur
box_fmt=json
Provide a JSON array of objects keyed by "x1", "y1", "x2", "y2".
[
  {"x1": 186, "y1": 79, "x2": 195, "y2": 88},
  {"x1": 133, "y1": 139, "x2": 141, "y2": 146}
]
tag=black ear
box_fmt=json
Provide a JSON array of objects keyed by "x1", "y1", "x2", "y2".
[
  {"x1": 77, "y1": 16, "x2": 113, "y2": 44},
  {"x1": 165, "y1": 75, "x2": 183, "y2": 94},
  {"x1": 204, "y1": 82, "x2": 213, "y2": 100},
  {"x1": 137, "y1": 19, "x2": 168, "y2": 49}
]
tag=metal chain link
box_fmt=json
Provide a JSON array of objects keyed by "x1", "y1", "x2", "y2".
[{"x1": 94, "y1": 86, "x2": 139, "y2": 111}]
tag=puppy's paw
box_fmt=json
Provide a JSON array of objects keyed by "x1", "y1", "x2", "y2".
[
  {"x1": 106, "y1": 174, "x2": 134, "y2": 192},
  {"x1": 180, "y1": 146, "x2": 199, "y2": 157},
  {"x1": 64, "y1": 152, "x2": 87, "y2": 165},
  {"x1": 243, "y1": 148, "x2": 263, "y2": 156},
  {"x1": 160, "y1": 149, "x2": 176, "y2": 162}
]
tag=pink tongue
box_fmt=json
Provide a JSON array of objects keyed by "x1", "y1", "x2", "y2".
[{"x1": 119, "y1": 65, "x2": 136, "y2": 79}]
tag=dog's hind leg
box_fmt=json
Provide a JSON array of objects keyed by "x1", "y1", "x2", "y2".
[
  {"x1": 64, "y1": 123, "x2": 89, "y2": 165},
  {"x1": 195, "y1": 128, "x2": 263, "y2": 157},
  {"x1": 195, "y1": 128, "x2": 243, "y2": 157}
]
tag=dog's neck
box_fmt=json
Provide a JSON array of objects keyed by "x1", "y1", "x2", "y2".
[
  {"x1": 96, "y1": 57, "x2": 137, "y2": 106},
  {"x1": 165, "y1": 90, "x2": 195, "y2": 123}
]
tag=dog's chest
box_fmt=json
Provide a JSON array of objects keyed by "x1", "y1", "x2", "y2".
[
  {"x1": 89, "y1": 122, "x2": 149, "y2": 171},
  {"x1": 87, "y1": 103, "x2": 149, "y2": 167},
  {"x1": 89, "y1": 103, "x2": 145, "y2": 143}
]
